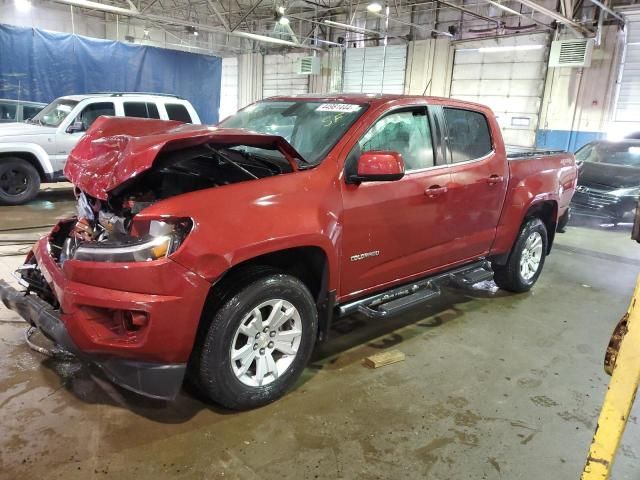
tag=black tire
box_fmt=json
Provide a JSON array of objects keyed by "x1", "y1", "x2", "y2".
[
  {"x1": 193, "y1": 272, "x2": 318, "y2": 410},
  {"x1": 493, "y1": 218, "x2": 548, "y2": 293},
  {"x1": 0, "y1": 158, "x2": 40, "y2": 205}
]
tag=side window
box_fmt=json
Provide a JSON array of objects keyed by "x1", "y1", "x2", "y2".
[
  {"x1": 123, "y1": 102, "x2": 160, "y2": 119},
  {"x1": 0, "y1": 103, "x2": 17, "y2": 122},
  {"x1": 76, "y1": 102, "x2": 115, "y2": 131},
  {"x1": 355, "y1": 109, "x2": 434, "y2": 171},
  {"x1": 22, "y1": 105, "x2": 43, "y2": 120},
  {"x1": 443, "y1": 108, "x2": 492, "y2": 163},
  {"x1": 165, "y1": 103, "x2": 192, "y2": 123}
]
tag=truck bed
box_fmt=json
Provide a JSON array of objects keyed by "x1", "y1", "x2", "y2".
[{"x1": 506, "y1": 145, "x2": 566, "y2": 159}]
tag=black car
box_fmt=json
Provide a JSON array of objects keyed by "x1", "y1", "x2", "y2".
[{"x1": 571, "y1": 140, "x2": 640, "y2": 224}]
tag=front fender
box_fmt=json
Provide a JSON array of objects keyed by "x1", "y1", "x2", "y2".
[{"x1": 0, "y1": 142, "x2": 53, "y2": 175}]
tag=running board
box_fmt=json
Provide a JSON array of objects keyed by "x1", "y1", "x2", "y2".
[{"x1": 338, "y1": 260, "x2": 493, "y2": 320}]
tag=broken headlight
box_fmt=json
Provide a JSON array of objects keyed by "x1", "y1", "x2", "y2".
[{"x1": 72, "y1": 219, "x2": 192, "y2": 263}]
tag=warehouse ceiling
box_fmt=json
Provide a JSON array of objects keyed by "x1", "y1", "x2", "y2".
[{"x1": 48, "y1": 0, "x2": 639, "y2": 54}]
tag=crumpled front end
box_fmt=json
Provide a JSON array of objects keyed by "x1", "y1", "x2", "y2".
[{"x1": 0, "y1": 214, "x2": 212, "y2": 399}]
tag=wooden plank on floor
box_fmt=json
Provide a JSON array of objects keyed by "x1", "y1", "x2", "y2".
[{"x1": 364, "y1": 350, "x2": 405, "y2": 369}]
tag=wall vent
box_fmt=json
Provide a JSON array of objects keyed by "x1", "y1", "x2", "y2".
[
  {"x1": 549, "y1": 39, "x2": 594, "y2": 68},
  {"x1": 297, "y1": 56, "x2": 321, "y2": 75}
]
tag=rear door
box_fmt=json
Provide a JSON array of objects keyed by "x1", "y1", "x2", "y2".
[
  {"x1": 440, "y1": 106, "x2": 508, "y2": 260},
  {"x1": 339, "y1": 106, "x2": 455, "y2": 299}
]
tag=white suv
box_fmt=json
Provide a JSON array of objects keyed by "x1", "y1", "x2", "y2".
[{"x1": 0, "y1": 93, "x2": 201, "y2": 205}]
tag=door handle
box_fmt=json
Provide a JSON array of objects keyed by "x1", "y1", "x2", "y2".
[
  {"x1": 486, "y1": 175, "x2": 504, "y2": 185},
  {"x1": 425, "y1": 185, "x2": 448, "y2": 198}
]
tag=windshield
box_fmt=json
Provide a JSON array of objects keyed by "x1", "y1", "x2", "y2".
[
  {"x1": 219, "y1": 101, "x2": 367, "y2": 165},
  {"x1": 576, "y1": 142, "x2": 640, "y2": 168},
  {"x1": 31, "y1": 99, "x2": 79, "y2": 127}
]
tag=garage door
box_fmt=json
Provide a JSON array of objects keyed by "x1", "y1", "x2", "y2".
[
  {"x1": 219, "y1": 57, "x2": 238, "y2": 120},
  {"x1": 614, "y1": 11, "x2": 640, "y2": 123},
  {"x1": 450, "y1": 33, "x2": 550, "y2": 147},
  {"x1": 343, "y1": 45, "x2": 407, "y2": 94},
  {"x1": 263, "y1": 53, "x2": 309, "y2": 98}
]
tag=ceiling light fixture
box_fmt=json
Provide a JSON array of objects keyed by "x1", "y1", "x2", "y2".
[
  {"x1": 366, "y1": 2, "x2": 383, "y2": 13},
  {"x1": 14, "y1": 0, "x2": 32, "y2": 11},
  {"x1": 278, "y1": 16, "x2": 290, "y2": 25},
  {"x1": 277, "y1": 5, "x2": 286, "y2": 14}
]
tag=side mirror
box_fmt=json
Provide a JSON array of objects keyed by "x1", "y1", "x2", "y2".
[
  {"x1": 67, "y1": 121, "x2": 85, "y2": 134},
  {"x1": 349, "y1": 151, "x2": 405, "y2": 183}
]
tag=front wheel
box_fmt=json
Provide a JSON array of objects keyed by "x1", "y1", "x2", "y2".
[
  {"x1": 0, "y1": 158, "x2": 40, "y2": 205},
  {"x1": 192, "y1": 273, "x2": 318, "y2": 410},
  {"x1": 493, "y1": 218, "x2": 548, "y2": 293}
]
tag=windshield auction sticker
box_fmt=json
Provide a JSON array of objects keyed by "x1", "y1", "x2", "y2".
[{"x1": 316, "y1": 104, "x2": 362, "y2": 113}]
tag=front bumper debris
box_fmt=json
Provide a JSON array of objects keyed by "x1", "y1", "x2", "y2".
[{"x1": 0, "y1": 278, "x2": 186, "y2": 400}]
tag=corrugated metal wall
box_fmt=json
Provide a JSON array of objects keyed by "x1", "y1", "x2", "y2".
[
  {"x1": 219, "y1": 56, "x2": 238, "y2": 120},
  {"x1": 450, "y1": 33, "x2": 550, "y2": 147},
  {"x1": 263, "y1": 52, "x2": 309, "y2": 97},
  {"x1": 342, "y1": 45, "x2": 407, "y2": 94},
  {"x1": 614, "y1": 11, "x2": 640, "y2": 123},
  {"x1": 238, "y1": 53, "x2": 263, "y2": 110},
  {"x1": 404, "y1": 38, "x2": 453, "y2": 97}
]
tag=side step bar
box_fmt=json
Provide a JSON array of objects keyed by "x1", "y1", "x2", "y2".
[{"x1": 338, "y1": 260, "x2": 493, "y2": 320}]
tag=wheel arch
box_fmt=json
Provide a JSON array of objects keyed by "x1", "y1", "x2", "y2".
[
  {"x1": 0, "y1": 149, "x2": 50, "y2": 181},
  {"x1": 523, "y1": 200, "x2": 558, "y2": 254},
  {"x1": 491, "y1": 199, "x2": 558, "y2": 266},
  {"x1": 198, "y1": 245, "x2": 334, "y2": 346}
]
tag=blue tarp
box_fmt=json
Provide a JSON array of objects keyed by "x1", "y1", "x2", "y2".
[{"x1": 0, "y1": 23, "x2": 221, "y2": 123}]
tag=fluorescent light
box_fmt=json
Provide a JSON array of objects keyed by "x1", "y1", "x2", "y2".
[
  {"x1": 367, "y1": 2, "x2": 383, "y2": 13},
  {"x1": 323, "y1": 20, "x2": 380, "y2": 35},
  {"x1": 278, "y1": 16, "x2": 290, "y2": 25},
  {"x1": 57, "y1": 0, "x2": 138, "y2": 14},
  {"x1": 477, "y1": 44, "x2": 544, "y2": 53},
  {"x1": 14, "y1": 0, "x2": 32, "y2": 11},
  {"x1": 486, "y1": 0, "x2": 520, "y2": 16}
]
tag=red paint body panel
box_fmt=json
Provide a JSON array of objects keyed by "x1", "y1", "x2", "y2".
[
  {"x1": 64, "y1": 116, "x2": 305, "y2": 200},
  {"x1": 356, "y1": 151, "x2": 405, "y2": 177},
  {"x1": 30, "y1": 94, "x2": 576, "y2": 366},
  {"x1": 33, "y1": 227, "x2": 210, "y2": 363}
]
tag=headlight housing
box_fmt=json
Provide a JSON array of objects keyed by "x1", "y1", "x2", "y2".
[{"x1": 72, "y1": 219, "x2": 192, "y2": 263}]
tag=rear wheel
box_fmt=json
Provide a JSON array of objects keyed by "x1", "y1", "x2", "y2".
[
  {"x1": 0, "y1": 158, "x2": 40, "y2": 205},
  {"x1": 493, "y1": 218, "x2": 548, "y2": 293},
  {"x1": 192, "y1": 272, "x2": 317, "y2": 410}
]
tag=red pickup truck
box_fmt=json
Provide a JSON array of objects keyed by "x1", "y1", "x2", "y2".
[{"x1": 0, "y1": 94, "x2": 577, "y2": 409}]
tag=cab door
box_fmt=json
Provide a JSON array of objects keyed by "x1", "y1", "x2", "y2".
[
  {"x1": 339, "y1": 106, "x2": 456, "y2": 299},
  {"x1": 54, "y1": 101, "x2": 116, "y2": 172},
  {"x1": 439, "y1": 106, "x2": 509, "y2": 260}
]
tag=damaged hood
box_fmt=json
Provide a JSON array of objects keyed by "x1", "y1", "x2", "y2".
[{"x1": 65, "y1": 116, "x2": 307, "y2": 200}]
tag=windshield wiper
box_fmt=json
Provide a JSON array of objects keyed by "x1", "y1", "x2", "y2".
[
  {"x1": 205, "y1": 145, "x2": 259, "y2": 180},
  {"x1": 232, "y1": 148, "x2": 283, "y2": 174}
]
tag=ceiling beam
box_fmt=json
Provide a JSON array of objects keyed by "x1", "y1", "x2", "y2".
[
  {"x1": 511, "y1": 0, "x2": 592, "y2": 35},
  {"x1": 50, "y1": 0, "x2": 320, "y2": 49},
  {"x1": 230, "y1": 0, "x2": 265, "y2": 32},
  {"x1": 437, "y1": 0, "x2": 502, "y2": 28},
  {"x1": 205, "y1": 0, "x2": 230, "y2": 30},
  {"x1": 486, "y1": 1, "x2": 554, "y2": 31},
  {"x1": 587, "y1": 0, "x2": 625, "y2": 23}
]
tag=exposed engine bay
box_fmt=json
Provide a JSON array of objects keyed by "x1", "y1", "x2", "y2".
[{"x1": 50, "y1": 144, "x2": 292, "y2": 265}]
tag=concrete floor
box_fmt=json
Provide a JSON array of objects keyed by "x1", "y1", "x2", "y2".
[{"x1": 1, "y1": 186, "x2": 640, "y2": 480}]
